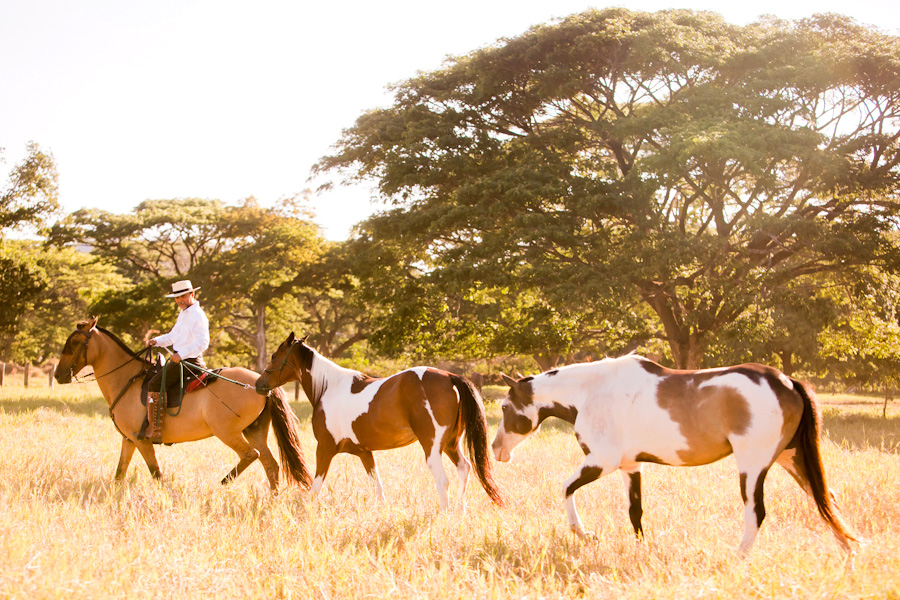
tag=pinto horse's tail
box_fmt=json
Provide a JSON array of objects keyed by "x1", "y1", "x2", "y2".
[
  {"x1": 267, "y1": 387, "x2": 313, "y2": 489},
  {"x1": 790, "y1": 378, "x2": 856, "y2": 550},
  {"x1": 451, "y1": 374, "x2": 503, "y2": 506}
]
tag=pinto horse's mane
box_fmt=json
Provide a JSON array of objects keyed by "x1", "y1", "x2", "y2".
[{"x1": 296, "y1": 341, "x2": 362, "y2": 405}]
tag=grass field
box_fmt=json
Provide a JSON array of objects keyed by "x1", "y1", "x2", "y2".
[{"x1": 1, "y1": 379, "x2": 898, "y2": 599}]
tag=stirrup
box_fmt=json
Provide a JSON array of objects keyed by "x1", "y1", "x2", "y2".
[{"x1": 134, "y1": 418, "x2": 150, "y2": 440}]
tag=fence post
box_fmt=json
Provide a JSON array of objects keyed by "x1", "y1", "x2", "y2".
[
  {"x1": 0, "y1": 362, "x2": 4, "y2": 387},
  {"x1": 294, "y1": 380, "x2": 300, "y2": 402},
  {"x1": 48, "y1": 366, "x2": 55, "y2": 389},
  {"x1": 23, "y1": 364, "x2": 30, "y2": 388}
]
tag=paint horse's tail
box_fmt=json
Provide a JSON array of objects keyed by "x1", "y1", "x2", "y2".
[
  {"x1": 451, "y1": 374, "x2": 503, "y2": 506},
  {"x1": 267, "y1": 387, "x2": 313, "y2": 489},
  {"x1": 790, "y1": 378, "x2": 856, "y2": 550}
]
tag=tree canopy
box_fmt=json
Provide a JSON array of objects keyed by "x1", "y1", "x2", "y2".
[
  {"x1": 318, "y1": 8, "x2": 900, "y2": 368},
  {"x1": 0, "y1": 142, "x2": 59, "y2": 236},
  {"x1": 50, "y1": 197, "x2": 331, "y2": 369}
]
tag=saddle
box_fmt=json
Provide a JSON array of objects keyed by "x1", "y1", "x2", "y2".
[
  {"x1": 135, "y1": 361, "x2": 224, "y2": 443},
  {"x1": 139, "y1": 362, "x2": 224, "y2": 409}
]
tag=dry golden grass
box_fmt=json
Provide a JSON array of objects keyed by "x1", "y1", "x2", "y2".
[{"x1": 1, "y1": 381, "x2": 898, "y2": 599}]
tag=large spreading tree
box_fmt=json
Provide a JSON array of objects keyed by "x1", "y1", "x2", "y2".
[
  {"x1": 318, "y1": 9, "x2": 900, "y2": 368},
  {"x1": 50, "y1": 197, "x2": 330, "y2": 370}
]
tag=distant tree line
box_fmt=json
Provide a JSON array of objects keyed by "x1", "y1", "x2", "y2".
[{"x1": 2, "y1": 8, "x2": 899, "y2": 391}]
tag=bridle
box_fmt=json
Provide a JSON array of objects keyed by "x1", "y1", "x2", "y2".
[
  {"x1": 260, "y1": 339, "x2": 302, "y2": 390},
  {"x1": 62, "y1": 327, "x2": 151, "y2": 383},
  {"x1": 63, "y1": 328, "x2": 94, "y2": 382},
  {"x1": 61, "y1": 326, "x2": 153, "y2": 438}
]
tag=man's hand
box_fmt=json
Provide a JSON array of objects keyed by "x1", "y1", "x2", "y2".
[
  {"x1": 171, "y1": 353, "x2": 182, "y2": 363},
  {"x1": 148, "y1": 339, "x2": 157, "y2": 347}
]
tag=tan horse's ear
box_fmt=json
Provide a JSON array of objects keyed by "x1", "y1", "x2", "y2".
[
  {"x1": 300, "y1": 334, "x2": 310, "y2": 344},
  {"x1": 286, "y1": 331, "x2": 295, "y2": 344},
  {"x1": 501, "y1": 373, "x2": 518, "y2": 389},
  {"x1": 88, "y1": 315, "x2": 100, "y2": 329}
]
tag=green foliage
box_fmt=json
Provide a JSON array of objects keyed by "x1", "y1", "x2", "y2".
[
  {"x1": 195, "y1": 197, "x2": 329, "y2": 369},
  {"x1": 0, "y1": 244, "x2": 44, "y2": 344},
  {"x1": 0, "y1": 241, "x2": 127, "y2": 363},
  {"x1": 0, "y1": 142, "x2": 59, "y2": 235},
  {"x1": 49, "y1": 197, "x2": 350, "y2": 370},
  {"x1": 318, "y1": 8, "x2": 900, "y2": 369},
  {"x1": 48, "y1": 198, "x2": 232, "y2": 282}
]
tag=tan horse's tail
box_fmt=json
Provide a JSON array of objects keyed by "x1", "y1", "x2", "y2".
[
  {"x1": 790, "y1": 378, "x2": 856, "y2": 550},
  {"x1": 451, "y1": 374, "x2": 503, "y2": 506},
  {"x1": 267, "y1": 387, "x2": 313, "y2": 489}
]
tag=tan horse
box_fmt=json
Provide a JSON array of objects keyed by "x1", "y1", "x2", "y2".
[{"x1": 54, "y1": 317, "x2": 312, "y2": 490}]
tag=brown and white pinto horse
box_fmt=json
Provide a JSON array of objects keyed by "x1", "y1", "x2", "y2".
[
  {"x1": 492, "y1": 355, "x2": 856, "y2": 553},
  {"x1": 255, "y1": 332, "x2": 502, "y2": 510},
  {"x1": 55, "y1": 317, "x2": 312, "y2": 490}
]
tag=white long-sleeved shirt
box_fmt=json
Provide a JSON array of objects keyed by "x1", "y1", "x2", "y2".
[{"x1": 152, "y1": 302, "x2": 210, "y2": 360}]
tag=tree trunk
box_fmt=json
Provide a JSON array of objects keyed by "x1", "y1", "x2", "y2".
[
  {"x1": 778, "y1": 351, "x2": 794, "y2": 376},
  {"x1": 255, "y1": 302, "x2": 267, "y2": 373},
  {"x1": 331, "y1": 332, "x2": 367, "y2": 359},
  {"x1": 533, "y1": 352, "x2": 561, "y2": 372},
  {"x1": 640, "y1": 288, "x2": 706, "y2": 369},
  {"x1": 669, "y1": 333, "x2": 705, "y2": 370}
]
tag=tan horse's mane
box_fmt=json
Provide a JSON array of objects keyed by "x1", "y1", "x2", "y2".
[{"x1": 73, "y1": 319, "x2": 148, "y2": 362}]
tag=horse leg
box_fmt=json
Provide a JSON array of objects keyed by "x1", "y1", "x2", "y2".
[
  {"x1": 775, "y1": 448, "x2": 809, "y2": 492},
  {"x1": 217, "y1": 431, "x2": 260, "y2": 486},
  {"x1": 443, "y1": 439, "x2": 470, "y2": 513},
  {"x1": 133, "y1": 439, "x2": 163, "y2": 480},
  {"x1": 421, "y1": 436, "x2": 450, "y2": 510},
  {"x1": 619, "y1": 465, "x2": 644, "y2": 538},
  {"x1": 736, "y1": 464, "x2": 771, "y2": 554},
  {"x1": 114, "y1": 437, "x2": 136, "y2": 480},
  {"x1": 312, "y1": 442, "x2": 337, "y2": 497},
  {"x1": 244, "y1": 414, "x2": 280, "y2": 491},
  {"x1": 564, "y1": 455, "x2": 610, "y2": 539},
  {"x1": 357, "y1": 450, "x2": 386, "y2": 505},
  {"x1": 776, "y1": 447, "x2": 853, "y2": 550}
]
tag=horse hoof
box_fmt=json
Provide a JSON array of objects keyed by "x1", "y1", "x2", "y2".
[{"x1": 571, "y1": 526, "x2": 597, "y2": 541}]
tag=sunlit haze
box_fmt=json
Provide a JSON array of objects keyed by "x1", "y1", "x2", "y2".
[{"x1": 2, "y1": 0, "x2": 898, "y2": 239}]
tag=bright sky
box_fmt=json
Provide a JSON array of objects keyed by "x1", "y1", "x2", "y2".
[{"x1": 1, "y1": 0, "x2": 898, "y2": 240}]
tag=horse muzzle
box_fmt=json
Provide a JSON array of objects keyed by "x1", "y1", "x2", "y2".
[
  {"x1": 496, "y1": 448, "x2": 513, "y2": 462},
  {"x1": 254, "y1": 380, "x2": 270, "y2": 396},
  {"x1": 492, "y1": 441, "x2": 513, "y2": 463},
  {"x1": 54, "y1": 368, "x2": 73, "y2": 385}
]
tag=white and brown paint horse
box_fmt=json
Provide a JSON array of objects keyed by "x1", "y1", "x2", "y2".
[
  {"x1": 492, "y1": 355, "x2": 856, "y2": 553},
  {"x1": 254, "y1": 332, "x2": 503, "y2": 510},
  {"x1": 55, "y1": 317, "x2": 312, "y2": 490}
]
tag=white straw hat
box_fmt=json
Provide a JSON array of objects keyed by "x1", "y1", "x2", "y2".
[{"x1": 165, "y1": 280, "x2": 200, "y2": 298}]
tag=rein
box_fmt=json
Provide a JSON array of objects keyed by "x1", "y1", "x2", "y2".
[
  {"x1": 180, "y1": 358, "x2": 253, "y2": 390},
  {"x1": 67, "y1": 326, "x2": 257, "y2": 435},
  {"x1": 65, "y1": 328, "x2": 154, "y2": 438},
  {"x1": 67, "y1": 328, "x2": 153, "y2": 384}
]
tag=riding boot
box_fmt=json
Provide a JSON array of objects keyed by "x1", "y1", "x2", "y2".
[
  {"x1": 147, "y1": 391, "x2": 163, "y2": 443},
  {"x1": 135, "y1": 391, "x2": 157, "y2": 440}
]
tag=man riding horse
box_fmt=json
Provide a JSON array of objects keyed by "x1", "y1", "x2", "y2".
[{"x1": 138, "y1": 279, "x2": 209, "y2": 443}]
